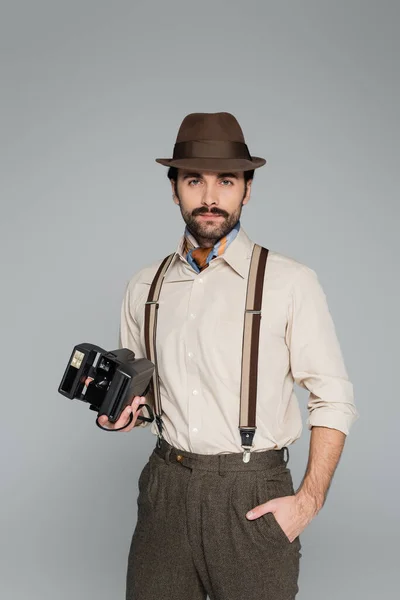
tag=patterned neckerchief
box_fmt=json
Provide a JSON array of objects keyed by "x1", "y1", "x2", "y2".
[{"x1": 182, "y1": 220, "x2": 241, "y2": 273}]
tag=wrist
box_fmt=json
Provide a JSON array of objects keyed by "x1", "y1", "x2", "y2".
[{"x1": 295, "y1": 488, "x2": 324, "y2": 516}]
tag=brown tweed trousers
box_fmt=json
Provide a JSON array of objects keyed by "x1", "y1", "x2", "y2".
[{"x1": 126, "y1": 439, "x2": 302, "y2": 600}]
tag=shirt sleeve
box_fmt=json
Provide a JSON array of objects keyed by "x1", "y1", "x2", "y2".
[
  {"x1": 118, "y1": 278, "x2": 154, "y2": 428},
  {"x1": 286, "y1": 265, "x2": 359, "y2": 435}
]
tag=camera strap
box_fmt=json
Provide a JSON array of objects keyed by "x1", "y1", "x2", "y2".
[{"x1": 144, "y1": 243, "x2": 269, "y2": 462}]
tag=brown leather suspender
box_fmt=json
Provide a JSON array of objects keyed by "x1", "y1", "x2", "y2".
[
  {"x1": 143, "y1": 253, "x2": 176, "y2": 444},
  {"x1": 144, "y1": 244, "x2": 269, "y2": 463},
  {"x1": 239, "y1": 244, "x2": 269, "y2": 461}
]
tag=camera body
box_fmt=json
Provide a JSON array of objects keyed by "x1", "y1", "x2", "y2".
[{"x1": 58, "y1": 343, "x2": 155, "y2": 424}]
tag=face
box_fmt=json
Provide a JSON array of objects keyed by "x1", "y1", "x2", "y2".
[{"x1": 171, "y1": 169, "x2": 252, "y2": 244}]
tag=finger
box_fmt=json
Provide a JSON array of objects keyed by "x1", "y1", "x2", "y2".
[
  {"x1": 123, "y1": 407, "x2": 143, "y2": 431},
  {"x1": 131, "y1": 395, "x2": 144, "y2": 408},
  {"x1": 98, "y1": 416, "x2": 116, "y2": 430},
  {"x1": 129, "y1": 397, "x2": 144, "y2": 420},
  {"x1": 116, "y1": 404, "x2": 143, "y2": 432},
  {"x1": 98, "y1": 399, "x2": 144, "y2": 432},
  {"x1": 113, "y1": 404, "x2": 134, "y2": 428},
  {"x1": 125, "y1": 398, "x2": 143, "y2": 425},
  {"x1": 98, "y1": 404, "x2": 132, "y2": 430},
  {"x1": 246, "y1": 500, "x2": 275, "y2": 520}
]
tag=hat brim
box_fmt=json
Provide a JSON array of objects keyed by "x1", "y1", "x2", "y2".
[{"x1": 155, "y1": 156, "x2": 266, "y2": 172}]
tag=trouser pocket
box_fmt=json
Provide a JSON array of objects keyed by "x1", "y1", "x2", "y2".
[{"x1": 255, "y1": 466, "x2": 301, "y2": 550}]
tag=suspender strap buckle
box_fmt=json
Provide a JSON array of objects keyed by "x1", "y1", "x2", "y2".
[
  {"x1": 240, "y1": 427, "x2": 256, "y2": 463},
  {"x1": 240, "y1": 427, "x2": 256, "y2": 447}
]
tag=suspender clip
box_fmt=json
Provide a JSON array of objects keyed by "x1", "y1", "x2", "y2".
[
  {"x1": 242, "y1": 447, "x2": 251, "y2": 463},
  {"x1": 240, "y1": 427, "x2": 256, "y2": 463},
  {"x1": 155, "y1": 414, "x2": 164, "y2": 447}
]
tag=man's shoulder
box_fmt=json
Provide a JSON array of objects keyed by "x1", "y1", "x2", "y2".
[
  {"x1": 264, "y1": 248, "x2": 316, "y2": 284},
  {"x1": 124, "y1": 253, "x2": 174, "y2": 290}
]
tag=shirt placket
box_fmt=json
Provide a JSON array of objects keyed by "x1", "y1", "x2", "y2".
[{"x1": 185, "y1": 273, "x2": 206, "y2": 452}]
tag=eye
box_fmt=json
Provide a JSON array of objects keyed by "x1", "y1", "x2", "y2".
[
  {"x1": 220, "y1": 179, "x2": 233, "y2": 186},
  {"x1": 188, "y1": 179, "x2": 201, "y2": 186}
]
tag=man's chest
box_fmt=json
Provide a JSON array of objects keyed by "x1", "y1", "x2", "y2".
[{"x1": 132, "y1": 266, "x2": 291, "y2": 363}]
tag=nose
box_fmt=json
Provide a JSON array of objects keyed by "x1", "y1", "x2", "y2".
[{"x1": 201, "y1": 182, "x2": 219, "y2": 207}]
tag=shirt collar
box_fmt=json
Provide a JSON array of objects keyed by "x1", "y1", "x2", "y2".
[{"x1": 173, "y1": 222, "x2": 254, "y2": 279}]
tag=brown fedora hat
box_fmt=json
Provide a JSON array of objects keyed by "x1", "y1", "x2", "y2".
[{"x1": 155, "y1": 112, "x2": 266, "y2": 172}]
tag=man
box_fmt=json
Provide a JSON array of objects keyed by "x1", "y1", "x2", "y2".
[{"x1": 98, "y1": 112, "x2": 359, "y2": 600}]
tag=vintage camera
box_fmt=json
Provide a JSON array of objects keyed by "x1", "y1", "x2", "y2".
[{"x1": 58, "y1": 343, "x2": 155, "y2": 431}]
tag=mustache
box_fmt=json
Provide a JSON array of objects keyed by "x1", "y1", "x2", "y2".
[{"x1": 192, "y1": 208, "x2": 227, "y2": 218}]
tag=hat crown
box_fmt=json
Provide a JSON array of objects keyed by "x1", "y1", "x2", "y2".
[
  {"x1": 175, "y1": 112, "x2": 246, "y2": 143},
  {"x1": 155, "y1": 111, "x2": 266, "y2": 171}
]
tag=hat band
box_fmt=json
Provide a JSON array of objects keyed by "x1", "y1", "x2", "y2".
[{"x1": 173, "y1": 140, "x2": 252, "y2": 161}]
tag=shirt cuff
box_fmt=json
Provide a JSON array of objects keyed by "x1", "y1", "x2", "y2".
[{"x1": 307, "y1": 406, "x2": 360, "y2": 435}]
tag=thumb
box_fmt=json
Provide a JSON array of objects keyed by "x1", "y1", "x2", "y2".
[{"x1": 246, "y1": 499, "x2": 277, "y2": 520}]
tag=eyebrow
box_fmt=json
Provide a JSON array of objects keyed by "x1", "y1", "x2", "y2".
[{"x1": 181, "y1": 172, "x2": 239, "y2": 180}]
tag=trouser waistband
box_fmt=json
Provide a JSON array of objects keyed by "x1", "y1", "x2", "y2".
[{"x1": 152, "y1": 438, "x2": 289, "y2": 472}]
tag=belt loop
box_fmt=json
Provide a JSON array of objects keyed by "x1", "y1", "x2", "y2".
[
  {"x1": 165, "y1": 446, "x2": 172, "y2": 465},
  {"x1": 218, "y1": 454, "x2": 225, "y2": 476}
]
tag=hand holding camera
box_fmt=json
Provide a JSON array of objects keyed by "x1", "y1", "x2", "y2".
[
  {"x1": 95, "y1": 390, "x2": 146, "y2": 432},
  {"x1": 58, "y1": 343, "x2": 156, "y2": 432}
]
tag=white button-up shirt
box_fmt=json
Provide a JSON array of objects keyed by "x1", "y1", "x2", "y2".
[{"x1": 119, "y1": 225, "x2": 358, "y2": 454}]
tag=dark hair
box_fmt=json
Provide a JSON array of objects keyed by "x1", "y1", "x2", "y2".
[{"x1": 167, "y1": 166, "x2": 255, "y2": 184}]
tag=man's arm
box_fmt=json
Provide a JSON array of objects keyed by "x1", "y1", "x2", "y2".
[
  {"x1": 296, "y1": 425, "x2": 346, "y2": 515},
  {"x1": 287, "y1": 265, "x2": 359, "y2": 437},
  {"x1": 246, "y1": 265, "x2": 358, "y2": 539},
  {"x1": 246, "y1": 425, "x2": 346, "y2": 540}
]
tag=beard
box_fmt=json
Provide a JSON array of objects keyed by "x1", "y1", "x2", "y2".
[{"x1": 177, "y1": 198, "x2": 245, "y2": 243}]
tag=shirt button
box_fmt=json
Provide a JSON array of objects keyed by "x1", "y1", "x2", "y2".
[
  {"x1": 198, "y1": 278, "x2": 203, "y2": 284},
  {"x1": 190, "y1": 313, "x2": 196, "y2": 319},
  {"x1": 188, "y1": 352, "x2": 194, "y2": 358},
  {"x1": 192, "y1": 427, "x2": 198, "y2": 433},
  {"x1": 192, "y1": 389, "x2": 198, "y2": 395}
]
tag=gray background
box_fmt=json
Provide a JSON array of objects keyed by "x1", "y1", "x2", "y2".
[{"x1": 1, "y1": 1, "x2": 398, "y2": 598}]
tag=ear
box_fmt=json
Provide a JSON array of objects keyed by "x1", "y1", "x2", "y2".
[
  {"x1": 242, "y1": 179, "x2": 252, "y2": 206},
  {"x1": 171, "y1": 179, "x2": 180, "y2": 205}
]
